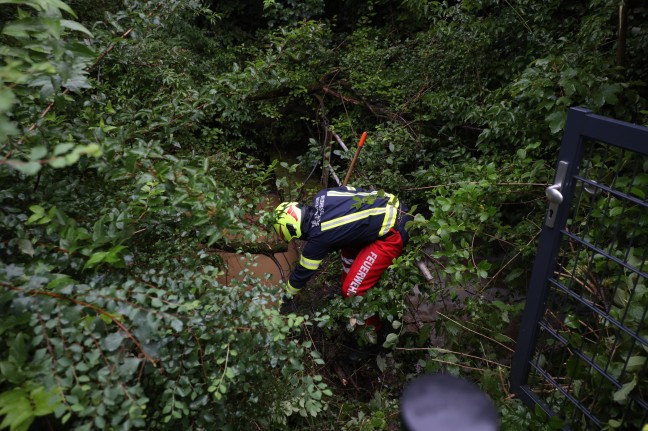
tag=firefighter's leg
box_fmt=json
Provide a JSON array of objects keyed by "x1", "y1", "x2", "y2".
[
  {"x1": 342, "y1": 230, "x2": 404, "y2": 336},
  {"x1": 340, "y1": 245, "x2": 362, "y2": 284},
  {"x1": 342, "y1": 230, "x2": 403, "y2": 297}
]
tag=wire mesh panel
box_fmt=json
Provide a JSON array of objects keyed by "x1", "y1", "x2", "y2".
[{"x1": 511, "y1": 108, "x2": 648, "y2": 430}]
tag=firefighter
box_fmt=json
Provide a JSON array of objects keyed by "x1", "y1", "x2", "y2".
[{"x1": 273, "y1": 186, "x2": 412, "y2": 331}]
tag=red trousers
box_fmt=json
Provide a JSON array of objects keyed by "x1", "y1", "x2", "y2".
[{"x1": 341, "y1": 229, "x2": 404, "y2": 297}]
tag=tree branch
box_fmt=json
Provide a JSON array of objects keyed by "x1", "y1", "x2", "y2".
[{"x1": 1, "y1": 282, "x2": 158, "y2": 366}]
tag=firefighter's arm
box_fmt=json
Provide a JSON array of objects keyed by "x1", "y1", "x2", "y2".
[{"x1": 282, "y1": 241, "x2": 327, "y2": 296}]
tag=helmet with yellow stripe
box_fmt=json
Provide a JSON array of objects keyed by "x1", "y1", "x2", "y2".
[{"x1": 273, "y1": 202, "x2": 303, "y2": 241}]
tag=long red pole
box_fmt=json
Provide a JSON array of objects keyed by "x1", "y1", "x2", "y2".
[{"x1": 342, "y1": 132, "x2": 367, "y2": 186}]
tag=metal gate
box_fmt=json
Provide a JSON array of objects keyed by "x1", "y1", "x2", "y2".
[{"x1": 510, "y1": 107, "x2": 648, "y2": 429}]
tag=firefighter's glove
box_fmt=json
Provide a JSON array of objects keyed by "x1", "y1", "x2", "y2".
[{"x1": 280, "y1": 295, "x2": 297, "y2": 315}]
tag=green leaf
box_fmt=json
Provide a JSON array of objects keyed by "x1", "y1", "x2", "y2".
[
  {"x1": 27, "y1": 205, "x2": 45, "y2": 224},
  {"x1": 63, "y1": 74, "x2": 91, "y2": 92},
  {"x1": 546, "y1": 110, "x2": 566, "y2": 134},
  {"x1": 83, "y1": 251, "x2": 108, "y2": 269},
  {"x1": 382, "y1": 333, "x2": 398, "y2": 348},
  {"x1": 95, "y1": 416, "x2": 106, "y2": 429},
  {"x1": 119, "y1": 357, "x2": 141, "y2": 378},
  {"x1": 0, "y1": 0, "x2": 39, "y2": 11},
  {"x1": 225, "y1": 367, "x2": 235, "y2": 379},
  {"x1": 106, "y1": 100, "x2": 116, "y2": 114},
  {"x1": 0, "y1": 389, "x2": 33, "y2": 431},
  {"x1": 2, "y1": 21, "x2": 35, "y2": 38},
  {"x1": 9, "y1": 160, "x2": 41, "y2": 175},
  {"x1": 0, "y1": 88, "x2": 15, "y2": 111},
  {"x1": 53, "y1": 143, "x2": 74, "y2": 156},
  {"x1": 0, "y1": 362, "x2": 18, "y2": 383},
  {"x1": 82, "y1": 143, "x2": 102, "y2": 157},
  {"x1": 613, "y1": 376, "x2": 636, "y2": 404},
  {"x1": 60, "y1": 19, "x2": 92, "y2": 37},
  {"x1": 600, "y1": 83, "x2": 621, "y2": 105},
  {"x1": 0, "y1": 117, "x2": 18, "y2": 142},
  {"x1": 630, "y1": 186, "x2": 645, "y2": 199},
  {"x1": 170, "y1": 319, "x2": 183, "y2": 332},
  {"x1": 29, "y1": 146, "x2": 47, "y2": 160},
  {"x1": 376, "y1": 354, "x2": 386, "y2": 372},
  {"x1": 0, "y1": 387, "x2": 58, "y2": 431},
  {"x1": 17, "y1": 239, "x2": 34, "y2": 256},
  {"x1": 41, "y1": 17, "x2": 62, "y2": 39},
  {"x1": 48, "y1": 157, "x2": 67, "y2": 168},
  {"x1": 29, "y1": 387, "x2": 61, "y2": 416},
  {"x1": 9, "y1": 333, "x2": 27, "y2": 366},
  {"x1": 103, "y1": 332, "x2": 126, "y2": 352},
  {"x1": 626, "y1": 356, "x2": 646, "y2": 373},
  {"x1": 609, "y1": 206, "x2": 623, "y2": 217},
  {"x1": 607, "y1": 419, "x2": 622, "y2": 429},
  {"x1": 47, "y1": 0, "x2": 77, "y2": 17}
]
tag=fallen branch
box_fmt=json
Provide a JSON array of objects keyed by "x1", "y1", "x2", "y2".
[
  {"x1": 246, "y1": 69, "x2": 340, "y2": 102},
  {"x1": 204, "y1": 240, "x2": 289, "y2": 255},
  {"x1": 331, "y1": 131, "x2": 349, "y2": 152},
  {"x1": 321, "y1": 86, "x2": 408, "y2": 123},
  {"x1": 416, "y1": 259, "x2": 435, "y2": 283}
]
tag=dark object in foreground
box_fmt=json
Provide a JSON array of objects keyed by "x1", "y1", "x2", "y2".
[{"x1": 401, "y1": 373, "x2": 500, "y2": 431}]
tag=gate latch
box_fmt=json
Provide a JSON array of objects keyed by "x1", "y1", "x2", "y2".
[{"x1": 545, "y1": 161, "x2": 569, "y2": 228}]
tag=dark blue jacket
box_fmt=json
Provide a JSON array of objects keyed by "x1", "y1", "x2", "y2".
[{"x1": 287, "y1": 186, "x2": 403, "y2": 292}]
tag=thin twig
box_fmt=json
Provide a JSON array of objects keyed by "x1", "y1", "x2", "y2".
[
  {"x1": 393, "y1": 346, "x2": 510, "y2": 368},
  {"x1": 437, "y1": 311, "x2": 514, "y2": 353},
  {"x1": 482, "y1": 228, "x2": 541, "y2": 290},
  {"x1": 423, "y1": 357, "x2": 487, "y2": 372},
  {"x1": 215, "y1": 342, "x2": 230, "y2": 390},
  {"x1": 404, "y1": 181, "x2": 549, "y2": 191},
  {"x1": 498, "y1": 366, "x2": 511, "y2": 398},
  {"x1": 502, "y1": 0, "x2": 534, "y2": 35},
  {"x1": 470, "y1": 228, "x2": 479, "y2": 275}
]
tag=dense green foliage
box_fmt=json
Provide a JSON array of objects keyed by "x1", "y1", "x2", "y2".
[{"x1": 1, "y1": 0, "x2": 646, "y2": 430}]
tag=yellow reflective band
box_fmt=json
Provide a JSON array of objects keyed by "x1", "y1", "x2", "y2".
[
  {"x1": 327, "y1": 191, "x2": 375, "y2": 197},
  {"x1": 327, "y1": 191, "x2": 397, "y2": 207},
  {"x1": 321, "y1": 207, "x2": 386, "y2": 231},
  {"x1": 285, "y1": 281, "x2": 301, "y2": 295},
  {"x1": 380, "y1": 204, "x2": 398, "y2": 236},
  {"x1": 299, "y1": 255, "x2": 322, "y2": 270},
  {"x1": 327, "y1": 190, "x2": 395, "y2": 199}
]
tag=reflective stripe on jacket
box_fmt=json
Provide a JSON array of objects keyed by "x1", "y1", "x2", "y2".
[{"x1": 288, "y1": 186, "x2": 400, "y2": 290}]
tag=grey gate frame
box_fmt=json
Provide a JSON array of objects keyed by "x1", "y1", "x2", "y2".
[{"x1": 510, "y1": 107, "x2": 648, "y2": 429}]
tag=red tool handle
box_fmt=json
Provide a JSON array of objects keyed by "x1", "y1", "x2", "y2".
[
  {"x1": 357, "y1": 131, "x2": 367, "y2": 148},
  {"x1": 342, "y1": 132, "x2": 367, "y2": 186}
]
